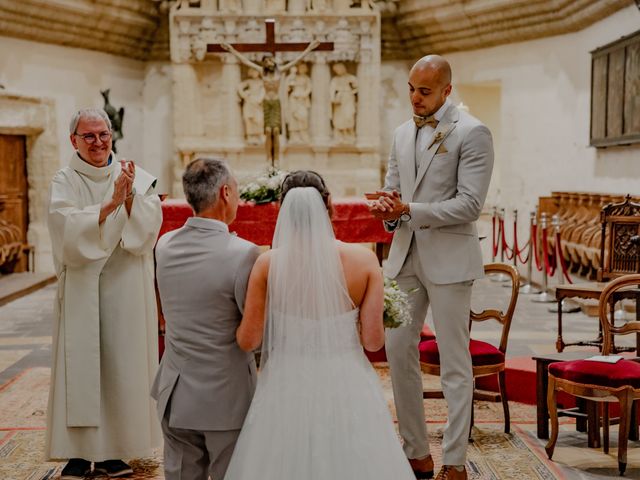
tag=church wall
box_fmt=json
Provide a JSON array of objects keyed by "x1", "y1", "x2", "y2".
[
  {"x1": 142, "y1": 62, "x2": 174, "y2": 194},
  {"x1": 0, "y1": 36, "x2": 173, "y2": 192}
]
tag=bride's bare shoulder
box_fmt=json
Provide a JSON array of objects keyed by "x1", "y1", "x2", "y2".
[
  {"x1": 336, "y1": 241, "x2": 378, "y2": 267},
  {"x1": 252, "y1": 249, "x2": 272, "y2": 272}
]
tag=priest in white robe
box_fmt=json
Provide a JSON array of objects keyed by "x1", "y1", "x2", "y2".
[{"x1": 45, "y1": 108, "x2": 162, "y2": 479}]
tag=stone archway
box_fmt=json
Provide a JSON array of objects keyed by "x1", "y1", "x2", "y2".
[{"x1": 0, "y1": 91, "x2": 60, "y2": 273}]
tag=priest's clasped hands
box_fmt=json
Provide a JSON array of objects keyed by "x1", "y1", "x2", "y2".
[
  {"x1": 113, "y1": 159, "x2": 136, "y2": 204},
  {"x1": 99, "y1": 159, "x2": 136, "y2": 224}
]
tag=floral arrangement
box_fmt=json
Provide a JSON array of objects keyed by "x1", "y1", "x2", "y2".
[
  {"x1": 240, "y1": 168, "x2": 289, "y2": 204},
  {"x1": 383, "y1": 278, "x2": 412, "y2": 329}
]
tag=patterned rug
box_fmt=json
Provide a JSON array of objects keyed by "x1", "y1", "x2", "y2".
[{"x1": 0, "y1": 366, "x2": 565, "y2": 480}]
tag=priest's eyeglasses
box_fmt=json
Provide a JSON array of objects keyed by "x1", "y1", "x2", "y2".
[{"x1": 75, "y1": 131, "x2": 112, "y2": 144}]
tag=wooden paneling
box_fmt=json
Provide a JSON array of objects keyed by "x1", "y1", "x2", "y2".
[
  {"x1": 624, "y1": 42, "x2": 640, "y2": 136},
  {"x1": 591, "y1": 55, "x2": 608, "y2": 141},
  {"x1": 606, "y1": 49, "x2": 624, "y2": 138},
  {"x1": 0, "y1": 135, "x2": 28, "y2": 272},
  {"x1": 591, "y1": 29, "x2": 640, "y2": 148}
]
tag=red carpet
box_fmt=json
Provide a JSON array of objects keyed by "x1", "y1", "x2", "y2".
[{"x1": 476, "y1": 356, "x2": 537, "y2": 405}]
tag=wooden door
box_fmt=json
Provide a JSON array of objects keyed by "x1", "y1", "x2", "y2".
[{"x1": 0, "y1": 135, "x2": 28, "y2": 272}]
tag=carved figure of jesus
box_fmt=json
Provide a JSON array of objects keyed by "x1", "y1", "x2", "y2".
[{"x1": 222, "y1": 40, "x2": 320, "y2": 167}]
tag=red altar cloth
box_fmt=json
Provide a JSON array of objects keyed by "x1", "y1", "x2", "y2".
[{"x1": 159, "y1": 198, "x2": 393, "y2": 245}]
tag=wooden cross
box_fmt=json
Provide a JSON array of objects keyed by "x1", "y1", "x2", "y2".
[{"x1": 207, "y1": 18, "x2": 334, "y2": 55}]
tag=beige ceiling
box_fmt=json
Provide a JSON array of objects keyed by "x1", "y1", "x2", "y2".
[
  {"x1": 380, "y1": 0, "x2": 634, "y2": 60},
  {"x1": 0, "y1": 0, "x2": 633, "y2": 62}
]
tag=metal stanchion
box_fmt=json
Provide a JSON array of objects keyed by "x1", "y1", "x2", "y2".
[
  {"x1": 520, "y1": 210, "x2": 540, "y2": 295},
  {"x1": 491, "y1": 206, "x2": 498, "y2": 264},
  {"x1": 504, "y1": 209, "x2": 523, "y2": 287},
  {"x1": 491, "y1": 208, "x2": 511, "y2": 282},
  {"x1": 548, "y1": 214, "x2": 580, "y2": 313},
  {"x1": 532, "y1": 212, "x2": 556, "y2": 303}
]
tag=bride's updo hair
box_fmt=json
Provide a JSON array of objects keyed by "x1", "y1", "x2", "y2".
[{"x1": 280, "y1": 170, "x2": 330, "y2": 210}]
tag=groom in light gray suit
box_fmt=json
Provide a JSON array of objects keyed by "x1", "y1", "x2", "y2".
[
  {"x1": 152, "y1": 158, "x2": 260, "y2": 480},
  {"x1": 369, "y1": 55, "x2": 493, "y2": 480}
]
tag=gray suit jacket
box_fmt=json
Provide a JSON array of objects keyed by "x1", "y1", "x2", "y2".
[
  {"x1": 151, "y1": 216, "x2": 260, "y2": 431},
  {"x1": 383, "y1": 102, "x2": 494, "y2": 284}
]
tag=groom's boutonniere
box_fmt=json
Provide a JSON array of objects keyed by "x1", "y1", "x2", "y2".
[{"x1": 429, "y1": 131, "x2": 445, "y2": 150}]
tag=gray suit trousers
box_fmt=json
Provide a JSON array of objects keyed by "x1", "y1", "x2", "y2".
[
  {"x1": 385, "y1": 240, "x2": 473, "y2": 466},
  {"x1": 161, "y1": 408, "x2": 240, "y2": 480}
]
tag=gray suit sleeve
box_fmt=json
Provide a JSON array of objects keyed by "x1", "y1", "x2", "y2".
[
  {"x1": 409, "y1": 124, "x2": 493, "y2": 228},
  {"x1": 382, "y1": 133, "x2": 401, "y2": 233},
  {"x1": 234, "y1": 245, "x2": 261, "y2": 314}
]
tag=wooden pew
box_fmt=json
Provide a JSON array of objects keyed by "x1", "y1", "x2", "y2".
[{"x1": 539, "y1": 192, "x2": 638, "y2": 280}]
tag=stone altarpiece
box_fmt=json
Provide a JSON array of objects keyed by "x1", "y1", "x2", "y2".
[{"x1": 168, "y1": 0, "x2": 381, "y2": 197}]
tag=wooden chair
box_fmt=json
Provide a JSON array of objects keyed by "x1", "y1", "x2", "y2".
[
  {"x1": 555, "y1": 195, "x2": 640, "y2": 352},
  {"x1": 419, "y1": 263, "x2": 520, "y2": 434},
  {"x1": 546, "y1": 274, "x2": 640, "y2": 475}
]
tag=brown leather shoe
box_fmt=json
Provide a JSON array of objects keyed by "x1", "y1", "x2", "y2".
[
  {"x1": 408, "y1": 455, "x2": 434, "y2": 479},
  {"x1": 435, "y1": 465, "x2": 467, "y2": 480}
]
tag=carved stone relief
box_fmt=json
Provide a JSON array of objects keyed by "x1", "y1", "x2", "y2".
[
  {"x1": 286, "y1": 63, "x2": 312, "y2": 144},
  {"x1": 330, "y1": 62, "x2": 358, "y2": 144},
  {"x1": 169, "y1": 3, "x2": 381, "y2": 196}
]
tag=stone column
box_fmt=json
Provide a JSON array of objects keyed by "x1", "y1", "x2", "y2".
[
  {"x1": 356, "y1": 53, "x2": 378, "y2": 147},
  {"x1": 310, "y1": 57, "x2": 331, "y2": 145},
  {"x1": 244, "y1": 0, "x2": 261, "y2": 14},
  {"x1": 288, "y1": 0, "x2": 306, "y2": 14},
  {"x1": 334, "y1": 0, "x2": 351, "y2": 12},
  {"x1": 172, "y1": 63, "x2": 201, "y2": 137},
  {"x1": 221, "y1": 56, "x2": 244, "y2": 146}
]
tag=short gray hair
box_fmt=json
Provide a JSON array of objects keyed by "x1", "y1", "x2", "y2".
[
  {"x1": 69, "y1": 108, "x2": 112, "y2": 134},
  {"x1": 182, "y1": 157, "x2": 232, "y2": 213}
]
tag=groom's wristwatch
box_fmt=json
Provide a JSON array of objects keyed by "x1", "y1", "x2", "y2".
[{"x1": 399, "y1": 204, "x2": 411, "y2": 222}]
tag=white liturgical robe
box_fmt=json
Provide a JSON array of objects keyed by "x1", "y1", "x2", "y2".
[{"x1": 45, "y1": 152, "x2": 162, "y2": 461}]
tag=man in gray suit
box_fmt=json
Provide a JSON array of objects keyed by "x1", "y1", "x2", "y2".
[
  {"x1": 152, "y1": 158, "x2": 260, "y2": 480},
  {"x1": 369, "y1": 55, "x2": 493, "y2": 480}
]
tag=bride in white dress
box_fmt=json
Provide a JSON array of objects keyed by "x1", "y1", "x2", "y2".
[{"x1": 224, "y1": 171, "x2": 415, "y2": 480}]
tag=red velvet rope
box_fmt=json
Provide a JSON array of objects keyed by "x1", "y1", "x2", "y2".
[
  {"x1": 531, "y1": 224, "x2": 543, "y2": 271},
  {"x1": 501, "y1": 219, "x2": 514, "y2": 260},
  {"x1": 512, "y1": 218, "x2": 531, "y2": 263},
  {"x1": 541, "y1": 226, "x2": 557, "y2": 277},
  {"x1": 492, "y1": 210, "x2": 535, "y2": 265},
  {"x1": 555, "y1": 231, "x2": 573, "y2": 284},
  {"x1": 516, "y1": 238, "x2": 530, "y2": 263}
]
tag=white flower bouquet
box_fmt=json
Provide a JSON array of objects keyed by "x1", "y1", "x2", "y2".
[
  {"x1": 240, "y1": 168, "x2": 289, "y2": 204},
  {"x1": 383, "y1": 278, "x2": 412, "y2": 329}
]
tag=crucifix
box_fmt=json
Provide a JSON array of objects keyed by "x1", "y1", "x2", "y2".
[{"x1": 208, "y1": 19, "x2": 334, "y2": 168}]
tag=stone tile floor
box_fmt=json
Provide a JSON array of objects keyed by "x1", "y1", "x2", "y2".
[{"x1": 1, "y1": 278, "x2": 639, "y2": 478}]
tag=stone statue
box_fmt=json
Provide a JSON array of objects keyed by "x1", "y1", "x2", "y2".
[
  {"x1": 237, "y1": 69, "x2": 266, "y2": 145},
  {"x1": 100, "y1": 89, "x2": 125, "y2": 153},
  {"x1": 329, "y1": 62, "x2": 358, "y2": 144},
  {"x1": 221, "y1": 40, "x2": 320, "y2": 166},
  {"x1": 285, "y1": 63, "x2": 312, "y2": 144}
]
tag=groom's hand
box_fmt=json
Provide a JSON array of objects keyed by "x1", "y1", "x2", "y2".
[{"x1": 366, "y1": 190, "x2": 406, "y2": 221}]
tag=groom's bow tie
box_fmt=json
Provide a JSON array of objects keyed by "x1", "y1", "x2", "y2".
[{"x1": 413, "y1": 114, "x2": 438, "y2": 129}]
